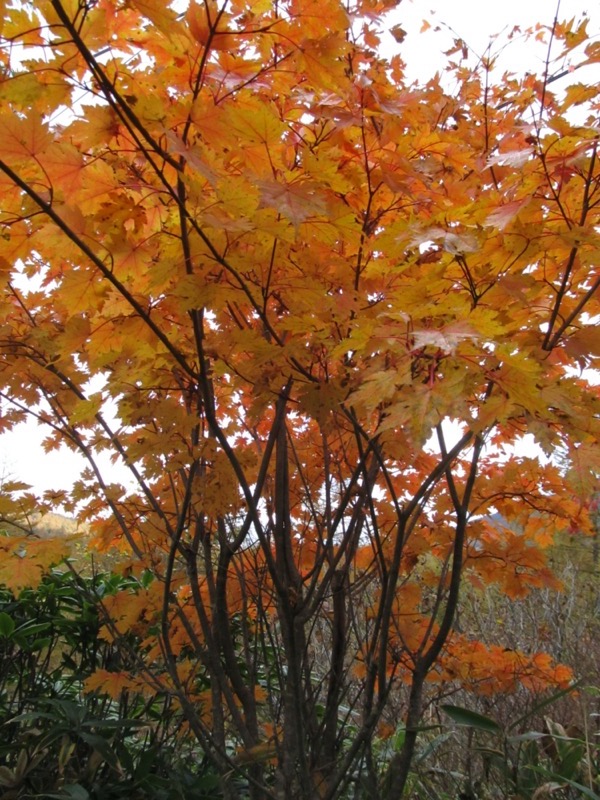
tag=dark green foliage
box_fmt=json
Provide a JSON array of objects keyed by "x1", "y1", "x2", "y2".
[{"x1": 0, "y1": 569, "x2": 222, "y2": 799}]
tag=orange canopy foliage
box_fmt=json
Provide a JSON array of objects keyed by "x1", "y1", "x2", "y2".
[{"x1": 0, "y1": 0, "x2": 599, "y2": 795}]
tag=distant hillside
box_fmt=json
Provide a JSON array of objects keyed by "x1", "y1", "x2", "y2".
[{"x1": 1, "y1": 511, "x2": 86, "y2": 538}]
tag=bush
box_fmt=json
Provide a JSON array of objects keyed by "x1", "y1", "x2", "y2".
[{"x1": 0, "y1": 569, "x2": 220, "y2": 798}]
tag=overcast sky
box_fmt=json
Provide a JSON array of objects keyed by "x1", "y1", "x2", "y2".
[
  {"x1": 1, "y1": 0, "x2": 598, "y2": 497},
  {"x1": 392, "y1": 0, "x2": 596, "y2": 82}
]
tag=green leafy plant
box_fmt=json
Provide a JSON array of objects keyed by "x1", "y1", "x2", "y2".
[
  {"x1": 0, "y1": 568, "x2": 220, "y2": 798},
  {"x1": 430, "y1": 689, "x2": 600, "y2": 800}
]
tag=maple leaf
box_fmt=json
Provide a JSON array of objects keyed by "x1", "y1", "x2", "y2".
[
  {"x1": 0, "y1": 553, "x2": 44, "y2": 594},
  {"x1": 84, "y1": 669, "x2": 142, "y2": 700},
  {"x1": 258, "y1": 178, "x2": 328, "y2": 228},
  {"x1": 411, "y1": 323, "x2": 478, "y2": 355},
  {"x1": 567, "y1": 441, "x2": 600, "y2": 497}
]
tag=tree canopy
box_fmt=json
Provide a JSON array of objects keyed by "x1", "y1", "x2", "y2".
[{"x1": 0, "y1": 0, "x2": 599, "y2": 797}]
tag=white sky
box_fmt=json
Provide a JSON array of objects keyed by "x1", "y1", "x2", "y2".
[
  {"x1": 1, "y1": 0, "x2": 598, "y2": 497},
  {"x1": 392, "y1": 0, "x2": 597, "y2": 82}
]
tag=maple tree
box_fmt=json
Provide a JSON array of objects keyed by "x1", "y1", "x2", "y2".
[{"x1": 0, "y1": 0, "x2": 599, "y2": 796}]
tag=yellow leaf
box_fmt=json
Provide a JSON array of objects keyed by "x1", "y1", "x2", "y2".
[
  {"x1": 0, "y1": 555, "x2": 43, "y2": 593},
  {"x1": 84, "y1": 669, "x2": 140, "y2": 699},
  {"x1": 258, "y1": 178, "x2": 327, "y2": 228},
  {"x1": 0, "y1": 111, "x2": 52, "y2": 159},
  {"x1": 129, "y1": 0, "x2": 179, "y2": 36}
]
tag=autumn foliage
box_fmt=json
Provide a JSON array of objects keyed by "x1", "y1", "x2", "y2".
[{"x1": 0, "y1": 0, "x2": 599, "y2": 796}]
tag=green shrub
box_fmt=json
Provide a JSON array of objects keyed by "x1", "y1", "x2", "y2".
[{"x1": 0, "y1": 569, "x2": 221, "y2": 798}]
